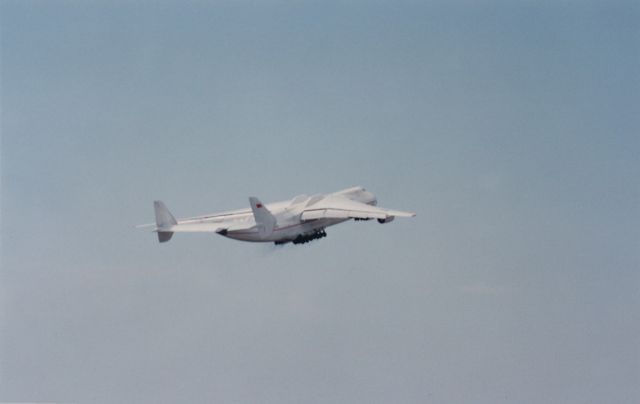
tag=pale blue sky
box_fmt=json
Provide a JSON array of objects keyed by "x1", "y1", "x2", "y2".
[{"x1": 1, "y1": 1, "x2": 639, "y2": 403}]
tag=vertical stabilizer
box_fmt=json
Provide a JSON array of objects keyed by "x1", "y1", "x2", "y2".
[
  {"x1": 154, "y1": 201, "x2": 177, "y2": 242},
  {"x1": 249, "y1": 197, "x2": 276, "y2": 235}
]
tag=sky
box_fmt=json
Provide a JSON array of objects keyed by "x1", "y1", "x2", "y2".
[{"x1": 1, "y1": 1, "x2": 639, "y2": 403}]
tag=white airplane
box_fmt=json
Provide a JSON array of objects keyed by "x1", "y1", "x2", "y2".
[{"x1": 139, "y1": 186, "x2": 415, "y2": 245}]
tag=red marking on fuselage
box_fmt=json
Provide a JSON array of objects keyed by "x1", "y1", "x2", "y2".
[{"x1": 256, "y1": 203, "x2": 263, "y2": 208}]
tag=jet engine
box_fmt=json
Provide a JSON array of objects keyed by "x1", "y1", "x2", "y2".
[{"x1": 377, "y1": 216, "x2": 395, "y2": 224}]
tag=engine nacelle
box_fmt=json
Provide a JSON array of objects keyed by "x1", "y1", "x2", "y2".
[{"x1": 377, "y1": 216, "x2": 395, "y2": 224}]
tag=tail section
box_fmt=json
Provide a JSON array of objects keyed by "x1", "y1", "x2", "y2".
[
  {"x1": 154, "y1": 201, "x2": 177, "y2": 243},
  {"x1": 249, "y1": 197, "x2": 276, "y2": 235}
]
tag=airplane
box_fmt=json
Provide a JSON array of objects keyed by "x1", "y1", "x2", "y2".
[{"x1": 139, "y1": 186, "x2": 415, "y2": 245}]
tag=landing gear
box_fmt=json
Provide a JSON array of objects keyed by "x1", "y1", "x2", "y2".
[
  {"x1": 292, "y1": 229, "x2": 326, "y2": 245},
  {"x1": 273, "y1": 229, "x2": 327, "y2": 245}
]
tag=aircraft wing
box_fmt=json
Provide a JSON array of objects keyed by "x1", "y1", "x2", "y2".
[
  {"x1": 154, "y1": 222, "x2": 254, "y2": 233},
  {"x1": 139, "y1": 200, "x2": 257, "y2": 242},
  {"x1": 300, "y1": 196, "x2": 415, "y2": 221}
]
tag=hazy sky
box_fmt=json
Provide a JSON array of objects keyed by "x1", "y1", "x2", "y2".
[{"x1": 1, "y1": 1, "x2": 638, "y2": 403}]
